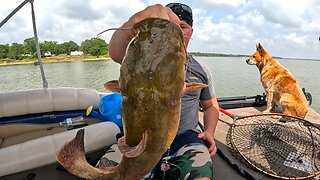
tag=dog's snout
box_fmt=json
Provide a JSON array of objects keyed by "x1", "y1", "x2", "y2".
[{"x1": 246, "y1": 58, "x2": 254, "y2": 65}]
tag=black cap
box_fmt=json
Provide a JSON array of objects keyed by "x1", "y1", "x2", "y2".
[{"x1": 166, "y1": 3, "x2": 193, "y2": 27}]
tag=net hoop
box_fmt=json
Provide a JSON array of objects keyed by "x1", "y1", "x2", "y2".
[{"x1": 229, "y1": 113, "x2": 320, "y2": 179}]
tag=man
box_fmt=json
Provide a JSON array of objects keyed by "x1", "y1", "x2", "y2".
[{"x1": 108, "y1": 3, "x2": 219, "y2": 180}]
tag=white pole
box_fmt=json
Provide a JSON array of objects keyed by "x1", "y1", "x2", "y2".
[{"x1": 30, "y1": 0, "x2": 48, "y2": 88}]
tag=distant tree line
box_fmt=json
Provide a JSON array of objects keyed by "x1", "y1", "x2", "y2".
[
  {"x1": 0, "y1": 37, "x2": 108, "y2": 60},
  {"x1": 190, "y1": 52, "x2": 249, "y2": 57}
]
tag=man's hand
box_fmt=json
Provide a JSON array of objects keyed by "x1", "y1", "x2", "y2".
[
  {"x1": 198, "y1": 131, "x2": 217, "y2": 157},
  {"x1": 109, "y1": 4, "x2": 181, "y2": 63},
  {"x1": 125, "y1": 4, "x2": 181, "y2": 36}
]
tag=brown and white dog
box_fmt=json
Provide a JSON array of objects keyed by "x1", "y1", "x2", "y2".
[{"x1": 246, "y1": 43, "x2": 308, "y2": 119}]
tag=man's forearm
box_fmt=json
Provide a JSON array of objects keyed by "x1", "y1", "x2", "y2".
[
  {"x1": 202, "y1": 99, "x2": 219, "y2": 135},
  {"x1": 108, "y1": 22, "x2": 135, "y2": 64},
  {"x1": 203, "y1": 107, "x2": 219, "y2": 134}
]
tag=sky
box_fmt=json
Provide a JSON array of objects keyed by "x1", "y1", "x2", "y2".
[{"x1": 0, "y1": 0, "x2": 319, "y2": 60}]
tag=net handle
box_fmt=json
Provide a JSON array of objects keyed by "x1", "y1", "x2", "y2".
[{"x1": 219, "y1": 108, "x2": 246, "y2": 122}]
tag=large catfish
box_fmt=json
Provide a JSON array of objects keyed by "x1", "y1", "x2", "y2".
[{"x1": 56, "y1": 18, "x2": 207, "y2": 179}]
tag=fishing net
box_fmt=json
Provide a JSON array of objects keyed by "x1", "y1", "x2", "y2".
[{"x1": 228, "y1": 113, "x2": 320, "y2": 179}]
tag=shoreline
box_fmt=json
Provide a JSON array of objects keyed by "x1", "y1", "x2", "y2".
[{"x1": 0, "y1": 55, "x2": 111, "y2": 66}]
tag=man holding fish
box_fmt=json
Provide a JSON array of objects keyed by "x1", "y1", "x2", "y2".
[{"x1": 109, "y1": 3, "x2": 220, "y2": 180}]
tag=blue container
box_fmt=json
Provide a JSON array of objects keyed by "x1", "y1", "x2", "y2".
[{"x1": 99, "y1": 93, "x2": 123, "y2": 127}]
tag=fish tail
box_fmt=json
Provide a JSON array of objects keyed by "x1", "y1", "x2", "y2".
[{"x1": 56, "y1": 129, "x2": 120, "y2": 179}]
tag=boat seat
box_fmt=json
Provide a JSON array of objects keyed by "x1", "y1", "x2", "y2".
[
  {"x1": 0, "y1": 88, "x2": 101, "y2": 118},
  {"x1": 0, "y1": 118, "x2": 100, "y2": 147},
  {"x1": 0, "y1": 124, "x2": 67, "y2": 148},
  {"x1": 0, "y1": 121, "x2": 120, "y2": 177}
]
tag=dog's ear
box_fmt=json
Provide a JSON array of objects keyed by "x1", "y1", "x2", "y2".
[{"x1": 256, "y1": 43, "x2": 265, "y2": 54}]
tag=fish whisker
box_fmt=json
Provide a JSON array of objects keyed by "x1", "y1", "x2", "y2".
[{"x1": 97, "y1": 27, "x2": 134, "y2": 38}]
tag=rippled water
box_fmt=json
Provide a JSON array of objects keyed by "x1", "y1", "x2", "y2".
[
  {"x1": 0, "y1": 60, "x2": 120, "y2": 93},
  {"x1": 0, "y1": 57, "x2": 319, "y2": 113}
]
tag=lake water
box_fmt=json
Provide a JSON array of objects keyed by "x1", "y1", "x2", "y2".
[{"x1": 0, "y1": 57, "x2": 319, "y2": 113}]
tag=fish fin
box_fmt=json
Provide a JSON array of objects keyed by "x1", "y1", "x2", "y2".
[
  {"x1": 56, "y1": 129, "x2": 94, "y2": 178},
  {"x1": 184, "y1": 82, "x2": 208, "y2": 94},
  {"x1": 117, "y1": 131, "x2": 147, "y2": 158},
  {"x1": 104, "y1": 80, "x2": 120, "y2": 92},
  {"x1": 56, "y1": 129, "x2": 86, "y2": 164},
  {"x1": 99, "y1": 157, "x2": 115, "y2": 169},
  {"x1": 57, "y1": 129, "x2": 117, "y2": 178}
]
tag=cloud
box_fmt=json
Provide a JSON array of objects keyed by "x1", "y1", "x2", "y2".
[
  {"x1": 54, "y1": 0, "x2": 103, "y2": 21},
  {"x1": 197, "y1": 0, "x2": 246, "y2": 8},
  {"x1": 248, "y1": 0, "x2": 305, "y2": 28},
  {"x1": 0, "y1": 0, "x2": 147, "y2": 45},
  {"x1": 284, "y1": 33, "x2": 305, "y2": 45},
  {"x1": 0, "y1": 0, "x2": 319, "y2": 59}
]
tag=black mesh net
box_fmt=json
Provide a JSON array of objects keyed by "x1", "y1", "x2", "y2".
[{"x1": 228, "y1": 114, "x2": 320, "y2": 179}]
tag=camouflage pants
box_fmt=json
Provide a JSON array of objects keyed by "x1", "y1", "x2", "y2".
[
  {"x1": 98, "y1": 130, "x2": 213, "y2": 180},
  {"x1": 149, "y1": 130, "x2": 213, "y2": 180}
]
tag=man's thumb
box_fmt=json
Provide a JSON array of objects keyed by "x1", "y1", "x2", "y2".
[{"x1": 198, "y1": 132, "x2": 204, "y2": 138}]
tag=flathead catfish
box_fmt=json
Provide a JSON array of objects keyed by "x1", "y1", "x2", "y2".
[{"x1": 56, "y1": 18, "x2": 207, "y2": 180}]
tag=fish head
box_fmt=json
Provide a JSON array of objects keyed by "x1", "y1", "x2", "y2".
[{"x1": 121, "y1": 18, "x2": 187, "y2": 103}]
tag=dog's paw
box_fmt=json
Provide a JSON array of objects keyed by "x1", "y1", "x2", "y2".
[{"x1": 262, "y1": 110, "x2": 270, "y2": 114}]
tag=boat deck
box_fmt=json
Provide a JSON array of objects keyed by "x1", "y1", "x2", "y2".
[
  {"x1": 1, "y1": 106, "x2": 319, "y2": 180},
  {"x1": 211, "y1": 106, "x2": 320, "y2": 180}
]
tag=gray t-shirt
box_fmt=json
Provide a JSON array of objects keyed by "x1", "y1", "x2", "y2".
[{"x1": 178, "y1": 54, "x2": 216, "y2": 133}]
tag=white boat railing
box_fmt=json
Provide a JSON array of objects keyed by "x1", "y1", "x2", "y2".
[{"x1": 0, "y1": 0, "x2": 48, "y2": 88}]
